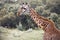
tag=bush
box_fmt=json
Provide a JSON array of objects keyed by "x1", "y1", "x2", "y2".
[
  {"x1": 56, "y1": 18, "x2": 60, "y2": 29},
  {"x1": 30, "y1": 0, "x2": 42, "y2": 8},
  {"x1": 44, "y1": 3, "x2": 53, "y2": 10},
  {"x1": 50, "y1": 4, "x2": 60, "y2": 14},
  {"x1": 42, "y1": 10, "x2": 50, "y2": 17},
  {"x1": 35, "y1": 6, "x2": 44, "y2": 15},
  {"x1": 16, "y1": 15, "x2": 38, "y2": 30},
  {"x1": 0, "y1": 12, "x2": 17, "y2": 28},
  {"x1": 46, "y1": 0, "x2": 60, "y2": 5},
  {"x1": 45, "y1": 0, "x2": 60, "y2": 14},
  {"x1": 49, "y1": 13, "x2": 58, "y2": 22},
  {"x1": 16, "y1": 22, "x2": 23, "y2": 31},
  {"x1": 0, "y1": 8, "x2": 8, "y2": 17}
]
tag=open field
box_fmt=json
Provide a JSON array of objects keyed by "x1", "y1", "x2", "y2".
[{"x1": 0, "y1": 27, "x2": 44, "y2": 40}]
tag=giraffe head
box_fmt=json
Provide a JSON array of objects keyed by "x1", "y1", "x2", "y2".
[{"x1": 17, "y1": 8, "x2": 30, "y2": 16}]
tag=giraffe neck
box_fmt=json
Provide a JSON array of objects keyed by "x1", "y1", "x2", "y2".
[
  {"x1": 30, "y1": 8, "x2": 46, "y2": 26},
  {"x1": 30, "y1": 8, "x2": 59, "y2": 33}
]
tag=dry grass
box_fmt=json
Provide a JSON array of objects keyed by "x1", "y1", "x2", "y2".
[{"x1": 0, "y1": 27, "x2": 44, "y2": 40}]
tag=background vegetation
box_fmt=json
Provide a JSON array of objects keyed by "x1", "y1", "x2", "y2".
[
  {"x1": 0, "y1": 0, "x2": 60, "y2": 30},
  {"x1": 0, "y1": 0, "x2": 60, "y2": 40}
]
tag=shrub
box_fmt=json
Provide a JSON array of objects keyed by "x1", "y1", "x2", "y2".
[
  {"x1": 16, "y1": 15, "x2": 38, "y2": 30},
  {"x1": 45, "y1": 0, "x2": 60, "y2": 9},
  {"x1": 0, "y1": 12, "x2": 17, "y2": 28},
  {"x1": 46, "y1": 0, "x2": 60, "y2": 5},
  {"x1": 0, "y1": 8, "x2": 8, "y2": 17},
  {"x1": 30, "y1": 0, "x2": 42, "y2": 8},
  {"x1": 42, "y1": 10, "x2": 50, "y2": 17},
  {"x1": 16, "y1": 22, "x2": 23, "y2": 31},
  {"x1": 49, "y1": 13, "x2": 58, "y2": 22},
  {"x1": 35, "y1": 6, "x2": 44, "y2": 15},
  {"x1": 56, "y1": 18, "x2": 60, "y2": 29},
  {"x1": 50, "y1": 4, "x2": 60, "y2": 14}
]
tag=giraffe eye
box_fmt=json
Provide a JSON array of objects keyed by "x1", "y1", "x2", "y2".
[{"x1": 34, "y1": 17, "x2": 35, "y2": 18}]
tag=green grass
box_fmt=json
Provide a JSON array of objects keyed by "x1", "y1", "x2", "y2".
[{"x1": 0, "y1": 27, "x2": 44, "y2": 40}]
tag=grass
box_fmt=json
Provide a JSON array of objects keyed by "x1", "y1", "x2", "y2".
[{"x1": 0, "y1": 27, "x2": 44, "y2": 40}]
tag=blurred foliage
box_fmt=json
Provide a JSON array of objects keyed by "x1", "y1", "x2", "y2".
[
  {"x1": 46, "y1": 0, "x2": 60, "y2": 5},
  {"x1": 35, "y1": 6, "x2": 44, "y2": 14},
  {"x1": 50, "y1": 4, "x2": 60, "y2": 14},
  {"x1": 49, "y1": 13, "x2": 58, "y2": 22},
  {"x1": 30, "y1": 0, "x2": 42, "y2": 8},
  {"x1": 0, "y1": 0, "x2": 60, "y2": 30},
  {"x1": 0, "y1": 8, "x2": 8, "y2": 17},
  {"x1": 56, "y1": 18, "x2": 60, "y2": 29},
  {"x1": 16, "y1": 15, "x2": 38, "y2": 30},
  {"x1": 42, "y1": 10, "x2": 50, "y2": 17}
]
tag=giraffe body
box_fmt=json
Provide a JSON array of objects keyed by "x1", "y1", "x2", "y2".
[{"x1": 30, "y1": 8, "x2": 60, "y2": 40}]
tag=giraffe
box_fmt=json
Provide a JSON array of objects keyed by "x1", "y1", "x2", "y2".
[
  {"x1": 17, "y1": 7, "x2": 60, "y2": 40},
  {"x1": 29, "y1": 8, "x2": 60, "y2": 40},
  {"x1": 17, "y1": 7, "x2": 33, "y2": 30}
]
